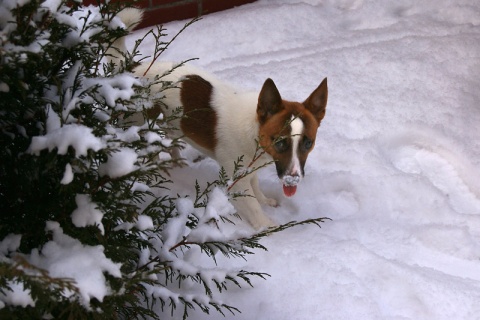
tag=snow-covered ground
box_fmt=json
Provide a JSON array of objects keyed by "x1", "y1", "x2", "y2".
[{"x1": 130, "y1": 0, "x2": 480, "y2": 319}]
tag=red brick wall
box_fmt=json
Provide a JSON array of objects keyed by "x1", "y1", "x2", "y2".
[{"x1": 83, "y1": 0, "x2": 256, "y2": 28}]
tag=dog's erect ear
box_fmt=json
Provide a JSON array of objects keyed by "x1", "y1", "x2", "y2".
[
  {"x1": 257, "y1": 78, "x2": 283, "y2": 124},
  {"x1": 304, "y1": 77, "x2": 328, "y2": 124}
]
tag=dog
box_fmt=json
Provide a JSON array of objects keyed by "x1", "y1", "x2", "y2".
[{"x1": 112, "y1": 8, "x2": 328, "y2": 229}]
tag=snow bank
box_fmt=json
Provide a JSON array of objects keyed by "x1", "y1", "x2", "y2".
[{"x1": 129, "y1": 0, "x2": 480, "y2": 318}]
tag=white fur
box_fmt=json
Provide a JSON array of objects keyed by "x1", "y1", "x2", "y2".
[
  {"x1": 135, "y1": 62, "x2": 278, "y2": 228},
  {"x1": 114, "y1": 9, "x2": 282, "y2": 229},
  {"x1": 289, "y1": 116, "x2": 304, "y2": 178}
]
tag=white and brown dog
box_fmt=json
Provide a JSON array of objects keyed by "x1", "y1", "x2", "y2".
[{"x1": 114, "y1": 9, "x2": 328, "y2": 229}]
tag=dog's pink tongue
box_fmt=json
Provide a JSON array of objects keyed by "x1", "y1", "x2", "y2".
[{"x1": 283, "y1": 184, "x2": 297, "y2": 197}]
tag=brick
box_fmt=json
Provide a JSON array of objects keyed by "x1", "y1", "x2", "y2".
[
  {"x1": 202, "y1": 0, "x2": 256, "y2": 15},
  {"x1": 131, "y1": 0, "x2": 150, "y2": 9},
  {"x1": 137, "y1": 2, "x2": 198, "y2": 28},
  {"x1": 82, "y1": 0, "x2": 257, "y2": 27},
  {"x1": 82, "y1": 0, "x2": 98, "y2": 6},
  {"x1": 151, "y1": 0, "x2": 193, "y2": 6},
  {"x1": 81, "y1": 0, "x2": 150, "y2": 10}
]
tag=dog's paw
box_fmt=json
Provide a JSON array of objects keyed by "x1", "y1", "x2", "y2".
[
  {"x1": 171, "y1": 158, "x2": 188, "y2": 168},
  {"x1": 252, "y1": 218, "x2": 278, "y2": 231},
  {"x1": 251, "y1": 215, "x2": 277, "y2": 230},
  {"x1": 264, "y1": 197, "x2": 279, "y2": 207}
]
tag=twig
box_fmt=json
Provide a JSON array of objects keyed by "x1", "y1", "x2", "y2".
[
  {"x1": 142, "y1": 18, "x2": 200, "y2": 77},
  {"x1": 227, "y1": 148, "x2": 267, "y2": 192}
]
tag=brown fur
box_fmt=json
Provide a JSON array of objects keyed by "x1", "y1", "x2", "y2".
[
  {"x1": 180, "y1": 75, "x2": 217, "y2": 152},
  {"x1": 257, "y1": 78, "x2": 328, "y2": 177},
  {"x1": 145, "y1": 104, "x2": 162, "y2": 120}
]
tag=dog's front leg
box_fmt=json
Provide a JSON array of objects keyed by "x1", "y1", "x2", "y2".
[
  {"x1": 231, "y1": 176, "x2": 277, "y2": 230},
  {"x1": 251, "y1": 174, "x2": 278, "y2": 207}
]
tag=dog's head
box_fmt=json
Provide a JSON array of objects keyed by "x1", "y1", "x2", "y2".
[{"x1": 257, "y1": 78, "x2": 328, "y2": 197}]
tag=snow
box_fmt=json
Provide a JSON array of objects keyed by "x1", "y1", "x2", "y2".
[
  {"x1": 0, "y1": 82, "x2": 9, "y2": 92},
  {"x1": 0, "y1": 281, "x2": 35, "y2": 308},
  {"x1": 1, "y1": 0, "x2": 478, "y2": 317},
  {"x1": 113, "y1": 214, "x2": 154, "y2": 232},
  {"x1": 28, "y1": 124, "x2": 105, "y2": 157},
  {"x1": 0, "y1": 237, "x2": 30, "y2": 310},
  {"x1": 98, "y1": 147, "x2": 138, "y2": 178},
  {"x1": 83, "y1": 74, "x2": 141, "y2": 108},
  {"x1": 136, "y1": 215, "x2": 154, "y2": 231},
  {"x1": 46, "y1": 104, "x2": 61, "y2": 133},
  {"x1": 0, "y1": 234, "x2": 21, "y2": 255},
  {"x1": 162, "y1": 198, "x2": 191, "y2": 248},
  {"x1": 126, "y1": 0, "x2": 480, "y2": 318},
  {"x1": 283, "y1": 174, "x2": 300, "y2": 186},
  {"x1": 202, "y1": 187, "x2": 236, "y2": 224},
  {"x1": 60, "y1": 163, "x2": 74, "y2": 184},
  {"x1": 71, "y1": 194, "x2": 104, "y2": 234},
  {"x1": 27, "y1": 222, "x2": 121, "y2": 308},
  {"x1": 188, "y1": 189, "x2": 237, "y2": 243}
]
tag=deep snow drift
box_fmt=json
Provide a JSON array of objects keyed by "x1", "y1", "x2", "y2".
[{"x1": 128, "y1": 0, "x2": 480, "y2": 319}]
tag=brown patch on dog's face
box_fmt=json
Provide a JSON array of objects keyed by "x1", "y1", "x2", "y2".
[
  {"x1": 258, "y1": 107, "x2": 293, "y2": 176},
  {"x1": 258, "y1": 101, "x2": 318, "y2": 177},
  {"x1": 180, "y1": 75, "x2": 217, "y2": 152},
  {"x1": 257, "y1": 78, "x2": 328, "y2": 178}
]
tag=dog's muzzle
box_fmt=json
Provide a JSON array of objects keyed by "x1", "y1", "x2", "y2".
[{"x1": 282, "y1": 174, "x2": 301, "y2": 197}]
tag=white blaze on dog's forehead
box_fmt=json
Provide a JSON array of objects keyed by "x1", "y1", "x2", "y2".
[
  {"x1": 289, "y1": 116, "x2": 304, "y2": 177},
  {"x1": 290, "y1": 116, "x2": 303, "y2": 137}
]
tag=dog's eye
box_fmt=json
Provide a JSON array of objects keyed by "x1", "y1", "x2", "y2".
[
  {"x1": 274, "y1": 138, "x2": 288, "y2": 153},
  {"x1": 303, "y1": 137, "x2": 313, "y2": 151}
]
